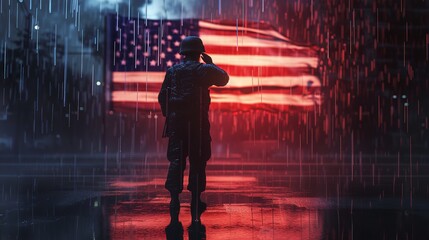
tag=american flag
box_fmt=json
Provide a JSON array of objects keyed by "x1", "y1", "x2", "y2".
[{"x1": 105, "y1": 15, "x2": 321, "y2": 112}]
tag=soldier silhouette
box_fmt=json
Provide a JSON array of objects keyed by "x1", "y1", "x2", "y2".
[{"x1": 158, "y1": 36, "x2": 229, "y2": 224}]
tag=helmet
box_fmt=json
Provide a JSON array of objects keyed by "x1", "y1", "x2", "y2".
[{"x1": 179, "y1": 36, "x2": 205, "y2": 55}]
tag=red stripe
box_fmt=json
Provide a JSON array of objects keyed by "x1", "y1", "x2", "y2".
[
  {"x1": 204, "y1": 45, "x2": 317, "y2": 57},
  {"x1": 111, "y1": 66, "x2": 313, "y2": 77},
  {"x1": 216, "y1": 65, "x2": 314, "y2": 77},
  {"x1": 112, "y1": 83, "x2": 320, "y2": 95},
  {"x1": 202, "y1": 20, "x2": 276, "y2": 32}
]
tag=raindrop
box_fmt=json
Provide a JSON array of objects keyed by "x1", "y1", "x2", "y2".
[
  {"x1": 96, "y1": 28, "x2": 99, "y2": 51},
  {"x1": 77, "y1": 92, "x2": 80, "y2": 120},
  {"x1": 91, "y1": 64, "x2": 94, "y2": 95},
  {"x1": 145, "y1": 1, "x2": 148, "y2": 26},
  {"x1": 15, "y1": 2, "x2": 18, "y2": 29},
  {"x1": 128, "y1": 0, "x2": 130, "y2": 20},
  {"x1": 63, "y1": 37, "x2": 68, "y2": 107},
  {"x1": 2, "y1": 41, "x2": 6, "y2": 79},
  {"x1": 218, "y1": 0, "x2": 221, "y2": 15},
  {"x1": 8, "y1": 7, "x2": 11, "y2": 38},
  {"x1": 78, "y1": 4, "x2": 81, "y2": 31},
  {"x1": 35, "y1": 8, "x2": 39, "y2": 53},
  {"x1": 54, "y1": 24, "x2": 57, "y2": 65}
]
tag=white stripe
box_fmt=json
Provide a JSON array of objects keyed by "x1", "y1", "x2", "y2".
[
  {"x1": 199, "y1": 21, "x2": 292, "y2": 42},
  {"x1": 112, "y1": 72, "x2": 165, "y2": 83},
  {"x1": 201, "y1": 34, "x2": 306, "y2": 50},
  {"x1": 210, "y1": 54, "x2": 318, "y2": 68},
  {"x1": 212, "y1": 93, "x2": 321, "y2": 106},
  {"x1": 223, "y1": 75, "x2": 321, "y2": 88},
  {"x1": 112, "y1": 91, "x2": 158, "y2": 103},
  {"x1": 113, "y1": 72, "x2": 321, "y2": 88},
  {"x1": 112, "y1": 91, "x2": 321, "y2": 106}
]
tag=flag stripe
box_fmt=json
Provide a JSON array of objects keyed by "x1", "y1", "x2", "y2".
[
  {"x1": 113, "y1": 65, "x2": 314, "y2": 77},
  {"x1": 215, "y1": 65, "x2": 314, "y2": 77},
  {"x1": 112, "y1": 82, "x2": 320, "y2": 95},
  {"x1": 201, "y1": 34, "x2": 308, "y2": 49},
  {"x1": 199, "y1": 20, "x2": 293, "y2": 42},
  {"x1": 200, "y1": 29, "x2": 290, "y2": 44},
  {"x1": 112, "y1": 91, "x2": 321, "y2": 106},
  {"x1": 112, "y1": 72, "x2": 321, "y2": 88},
  {"x1": 204, "y1": 45, "x2": 317, "y2": 58},
  {"x1": 209, "y1": 54, "x2": 318, "y2": 68}
]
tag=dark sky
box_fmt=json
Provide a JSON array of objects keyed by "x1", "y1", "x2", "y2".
[{"x1": 1, "y1": 0, "x2": 280, "y2": 78}]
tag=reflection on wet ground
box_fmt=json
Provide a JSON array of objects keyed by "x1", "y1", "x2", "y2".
[
  {"x1": 1, "y1": 155, "x2": 429, "y2": 239},
  {"x1": 108, "y1": 175, "x2": 325, "y2": 240}
]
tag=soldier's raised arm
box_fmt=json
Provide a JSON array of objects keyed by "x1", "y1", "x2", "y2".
[{"x1": 200, "y1": 53, "x2": 229, "y2": 87}]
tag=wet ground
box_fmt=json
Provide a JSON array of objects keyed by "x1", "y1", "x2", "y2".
[{"x1": 1, "y1": 153, "x2": 429, "y2": 239}]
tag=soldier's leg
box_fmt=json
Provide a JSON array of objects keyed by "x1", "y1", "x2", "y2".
[
  {"x1": 188, "y1": 136, "x2": 211, "y2": 221},
  {"x1": 188, "y1": 158, "x2": 207, "y2": 222},
  {"x1": 187, "y1": 160, "x2": 207, "y2": 194},
  {"x1": 187, "y1": 136, "x2": 210, "y2": 194},
  {"x1": 165, "y1": 135, "x2": 187, "y2": 194},
  {"x1": 165, "y1": 134, "x2": 188, "y2": 222}
]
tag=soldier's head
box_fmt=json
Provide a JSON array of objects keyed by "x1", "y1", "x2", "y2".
[{"x1": 179, "y1": 36, "x2": 205, "y2": 61}]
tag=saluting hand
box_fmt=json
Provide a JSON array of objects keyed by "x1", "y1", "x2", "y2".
[{"x1": 201, "y1": 53, "x2": 213, "y2": 64}]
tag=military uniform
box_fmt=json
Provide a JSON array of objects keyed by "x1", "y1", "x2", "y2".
[{"x1": 158, "y1": 60, "x2": 229, "y2": 195}]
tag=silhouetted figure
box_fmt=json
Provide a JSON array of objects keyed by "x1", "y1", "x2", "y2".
[{"x1": 159, "y1": 36, "x2": 229, "y2": 223}]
